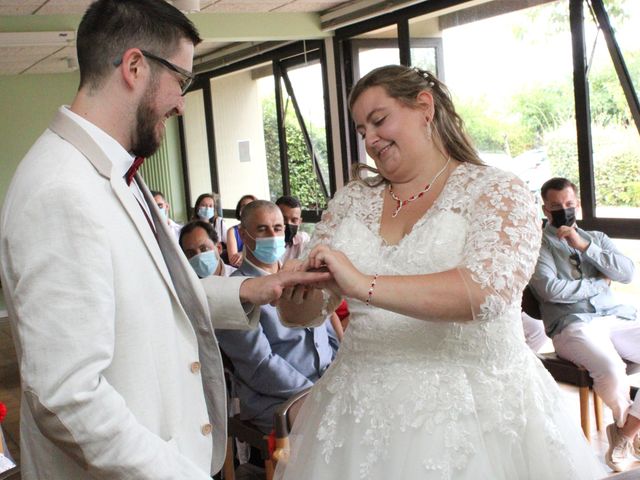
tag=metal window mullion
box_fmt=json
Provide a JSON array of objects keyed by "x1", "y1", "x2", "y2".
[
  {"x1": 570, "y1": 0, "x2": 596, "y2": 220},
  {"x1": 273, "y1": 62, "x2": 291, "y2": 196},
  {"x1": 334, "y1": 37, "x2": 352, "y2": 186},
  {"x1": 398, "y1": 18, "x2": 410, "y2": 66},
  {"x1": 320, "y1": 42, "x2": 338, "y2": 197},
  {"x1": 177, "y1": 115, "x2": 192, "y2": 216}
]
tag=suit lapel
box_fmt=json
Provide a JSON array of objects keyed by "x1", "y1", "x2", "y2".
[
  {"x1": 137, "y1": 176, "x2": 211, "y2": 324},
  {"x1": 48, "y1": 110, "x2": 178, "y2": 301}
]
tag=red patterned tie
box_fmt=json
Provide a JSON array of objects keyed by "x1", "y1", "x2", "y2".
[{"x1": 125, "y1": 156, "x2": 145, "y2": 185}]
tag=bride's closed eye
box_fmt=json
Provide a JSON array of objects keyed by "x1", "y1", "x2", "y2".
[{"x1": 372, "y1": 115, "x2": 386, "y2": 126}]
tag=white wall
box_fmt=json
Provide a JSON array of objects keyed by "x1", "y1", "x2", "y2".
[
  {"x1": 184, "y1": 89, "x2": 212, "y2": 208},
  {"x1": 210, "y1": 70, "x2": 271, "y2": 212}
]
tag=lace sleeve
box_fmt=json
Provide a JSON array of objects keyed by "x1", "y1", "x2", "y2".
[
  {"x1": 458, "y1": 170, "x2": 542, "y2": 321},
  {"x1": 302, "y1": 182, "x2": 360, "y2": 257}
]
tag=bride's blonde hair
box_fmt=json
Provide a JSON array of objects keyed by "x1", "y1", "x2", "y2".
[{"x1": 348, "y1": 65, "x2": 483, "y2": 186}]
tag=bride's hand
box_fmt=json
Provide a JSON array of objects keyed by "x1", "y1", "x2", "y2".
[{"x1": 305, "y1": 245, "x2": 368, "y2": 300}]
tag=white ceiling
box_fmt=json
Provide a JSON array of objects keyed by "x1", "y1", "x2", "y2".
[{"x1": 0, "y1": 0, "x2": 353, "y2": 75}]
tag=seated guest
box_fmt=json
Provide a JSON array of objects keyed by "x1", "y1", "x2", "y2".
[
  {"x1": 607, "y1": 391, "x2": 640, "y2": 472},
  {"x1": 530, "y1": 177, "x2": 640, "y2": 430},
  {"x1": 275, "y1": 195, "x2": 310, "y2": 263},
  {"x1": 216, "y1": 200, "x2": 339, "y2": 433},
  {"x1": 179, "y1": 220, "x2": 235, "y2": 277},
  {"x1": 193, "y1": 192, "x2": 227, "y2": 247},
  {"x1": 226, "y1": 194, "x2": 256, "y2": 267},
  {"x1": 152, "y1": 190, "x2": 182, "y2": 240}
]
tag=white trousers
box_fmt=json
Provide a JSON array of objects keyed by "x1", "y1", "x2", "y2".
[
  {"x1": 522, "y1": 312, "x2": 549, "y2": 353},
  {"x1": 552, "y1": 317, "x2": 640, "y2": 426}
]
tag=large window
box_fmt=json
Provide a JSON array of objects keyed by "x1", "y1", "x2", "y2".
[
  {"x1": 183, "y1": 42, "x2": 334, "y2": 223},
  {"x1": 411, "y1": 1, "x2": 577, "y2": 211}
]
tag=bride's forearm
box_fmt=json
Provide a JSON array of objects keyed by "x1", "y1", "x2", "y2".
[{"x1": 359, "y1": 269, "x2": 477, "y2": 322}]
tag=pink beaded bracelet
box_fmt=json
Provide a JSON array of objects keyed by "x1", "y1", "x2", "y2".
[{"x1": 365, "y1": 273, "x2": 378, "y2": 306}]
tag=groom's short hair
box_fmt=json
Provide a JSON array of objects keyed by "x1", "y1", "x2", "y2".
[{"x1": 76, "y1": 0, "x2": 201, "y2": 90}]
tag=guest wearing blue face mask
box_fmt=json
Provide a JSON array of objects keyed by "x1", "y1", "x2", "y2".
[
  {"x1": 216, "y1": 200, "x2": 339, "y2": 447},
  {"x1": 530, "y1": 177, "x2": 640, "y2": 472},
  {"x1": 192, "y1": 193, "x2": 227, "y2": 254},
  {"x1": 152, "y1": 190, "x2": 182, "y2": 241},
  {"x1": 179, "y1": 221, "x2": 236, "y2": 278}
]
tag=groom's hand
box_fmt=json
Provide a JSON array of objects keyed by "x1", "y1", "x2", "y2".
[{"x1": 239, "y1": 269, "x2": 331, "y2": 306}]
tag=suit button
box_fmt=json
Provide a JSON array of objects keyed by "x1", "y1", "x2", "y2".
[
  {"x1": 201, "y1": 423, "x2": 212, "y2": 436},
  {"x1": 190, "y1": 361, "x2": 201, "y2": 374}
]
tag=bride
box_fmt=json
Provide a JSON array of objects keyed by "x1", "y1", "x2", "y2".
[{"x1": 274, "y1": 65, "x2": 606, "y2": 479}]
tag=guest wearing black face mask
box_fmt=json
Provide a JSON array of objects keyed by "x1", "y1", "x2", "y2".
[
  {"x1": 529, "y1": 177, "x2": 640, "y2": 472},
  {"x1": 275, "y1": 195, "x2": 310, "y2": 262}
]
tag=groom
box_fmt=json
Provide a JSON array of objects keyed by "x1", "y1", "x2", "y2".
[{"x1": 0, "y1": 1, "x2": 327, "y2": 479}]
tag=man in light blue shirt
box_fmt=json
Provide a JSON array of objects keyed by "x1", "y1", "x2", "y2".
[
  {"x1": 530, "y1": 178, "x2": 640, "y2": 435},
  {"x1": 215, "y1": 200, "x2": 338, "y2": 434}
]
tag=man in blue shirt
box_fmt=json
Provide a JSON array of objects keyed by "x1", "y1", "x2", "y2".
[
  {"x1": 215, "y1": 200, "x2": 339, "y2": 434},
  {"x1": 530, "y1": 178, "x2": 640, "y2": 447}
]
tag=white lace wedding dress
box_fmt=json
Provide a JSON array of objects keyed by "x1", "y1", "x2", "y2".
[{"x1": 274, "y1": 163, "x2": 606, "y2": 480}]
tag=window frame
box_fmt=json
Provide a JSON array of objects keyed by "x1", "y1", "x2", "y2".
[{"x1": 332, "y1": 0, "x2": 640, "y2": 239}]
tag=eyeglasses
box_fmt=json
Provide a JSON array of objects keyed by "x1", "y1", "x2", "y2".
[{"x1": 113, "y1": 49, "x2": 195, "y2": 96}]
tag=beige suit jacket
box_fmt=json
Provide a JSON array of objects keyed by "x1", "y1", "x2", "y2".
[{"x1": 0, "y1": 109, "x2": 259, "y2": 479}]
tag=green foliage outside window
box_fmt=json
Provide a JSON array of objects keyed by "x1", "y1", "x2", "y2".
[{"x1": 262, "y1": 97, "x2": 328, "y2": 210}]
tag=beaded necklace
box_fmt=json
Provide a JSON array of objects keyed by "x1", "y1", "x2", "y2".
[{"x1": 388, "y1": 156, "x2": 451, "y2": 218}]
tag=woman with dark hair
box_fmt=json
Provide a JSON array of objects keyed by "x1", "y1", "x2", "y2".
[
  {"x1": 192, "y1": 192, "x2": 226, "y2": 248},
  {"x1": 226, "y1": 194, "x2": 257, "y2": 267},
  {"x1": 274, "y1": 65, "x2": 604, "y2": 479}
]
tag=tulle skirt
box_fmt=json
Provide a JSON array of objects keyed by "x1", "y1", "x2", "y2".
[{"x1": 274, "y1": 348, "x2": 607, "y2": 480}]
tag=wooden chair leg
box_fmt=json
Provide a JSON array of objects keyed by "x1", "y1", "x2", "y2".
[
  {"x1": 593, "y1": 391, "x2": 603, "y2": 432},
  {"x1": 222, "y1": 437, "x2": 236, "y2": 480},
  {"x1": 265, "y1": 459, "x2": 275, "y2": 480},
  {"x1": 579, "y1": 386, "x2": 591, "y2": 442}
]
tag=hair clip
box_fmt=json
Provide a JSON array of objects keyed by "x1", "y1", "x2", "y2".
[{"x1": 412, "y1": 66, "x2": 435, "y2": 87}]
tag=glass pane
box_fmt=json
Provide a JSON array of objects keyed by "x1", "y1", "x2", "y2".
[
  {"x1": 282, "y1": 62, "x2": 329, "y2": 210},
  {"x1": 408, "y1": 0, "x2": 577, "y2": 214},
  {"x1": 408, "y1": 18, "x2": 442, "y2": 75},
  {"x1": 410, "y1": 46, "x2": 437, "y2": 73},
  {"x1": 352, "y1": 25, "x2": 400, "y2": 78},
  {"x1": 586, "y1": 3, "x2": 640, "y2": 218},
  {"x1": 605, "y1": 0, "x2": 640, "y2": 96},
  {"x1": 259, "y1": 75, "x2": 284, "y2": 203},
  {"x1": 609, "y1": 238, "x2": 640, "y2": 311},
  {"x1": 183, "y1": 89, "x2": 212, "y2": 210},
  {"x1": 210, "y1": 65, "x2": 277, "y2": 215}
]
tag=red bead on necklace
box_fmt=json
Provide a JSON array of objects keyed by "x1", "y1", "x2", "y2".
[{"x1": 389, "y1": 156, "x2": 451, "y2": 218}]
